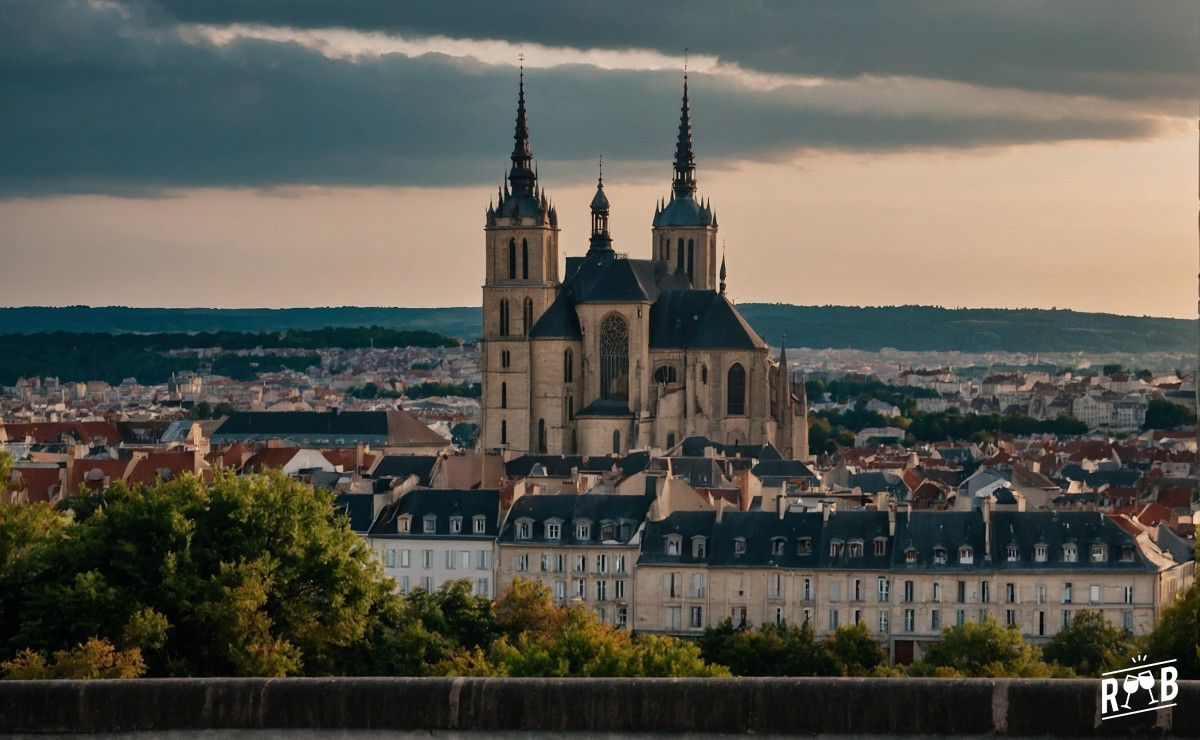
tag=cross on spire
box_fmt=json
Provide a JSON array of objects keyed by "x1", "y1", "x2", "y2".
[{"x1": 509, "y1": 56, "x2": 536, "y2": 197}]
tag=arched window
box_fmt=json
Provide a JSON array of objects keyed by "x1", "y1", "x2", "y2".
[
  {"x1": 522, "y1": 297, "x2": 534, "y2": 336},
  {"x1": 567, "y1": 395, "x2": 574, "y2": 419},
  {"x1": 500, "y1": 419, "x2": 507, "y2": 445},
  {"x1": 537, "y1": 419, "x2": 547, "y2": 452},
  {"x1": 727, "y1": 363, "x2": 746, "y2": 415},
  {"x1": 676, "y1": 237, "x2": 684, "y2": 272},
  {"x1": 612, "y1": 429, "x2": 621, "y2": 454},
  {"x1": 521, "y1": 238, "x2": 529, "y2": 279},
  {"x1": 501, "y1": 350, "x2": 510, "y2": 368},
  {"x1": 653, "y1": 365, "x2": 677, "y2": 384},
  {"x1": 599, "y1": 313, "x2": 629, "y2": 401},
  {"x1": 700, "y1": 364, "x2": 708, "y2": 384},
  {"x1": 499, "y1": 299, "x2": 509, "y2": 336},
  {"x1": 507, "y1": 239, "x2": 516, "y2": 279},
  {"x1": 500, "y1": 382, "x2": 507, "y2": 409},
  {"x1": 687, "y1": 239, "x2": 694, "y2": 278},
  {"x1": 563, "y1": 349, "x2": 574, "y2": 383},
  {"x1": 666, "y1": 432, "x2": 676, "y2": 450}
]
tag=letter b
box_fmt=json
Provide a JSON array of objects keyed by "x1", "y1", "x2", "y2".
[{"x1": 1160, "y1": 666, "x2": 1178, "y2": 703}]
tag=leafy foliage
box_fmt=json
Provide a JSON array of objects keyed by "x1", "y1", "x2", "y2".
[
  {"x1": 1143, "y1": 398, "x2": 1197, "y2": 430},
  {"x1": 1041, "y1": 610, "x2": 1133, "y2": 676},
  {"x1": 912, "y1": 617, "x2": 1054, "y2": 677},
  {"x1": 1, "y1": 638, "x2": 145, "y2": 680},
  {"x1": 1140, "y1": 579, "x2": 1200, "y2": 679}
]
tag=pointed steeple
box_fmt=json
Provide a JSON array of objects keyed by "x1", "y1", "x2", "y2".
[
  {"x1": 776, "y1": 337, "x2": 793, "y2": 423},
  {"x1": 509, "y1": 63, "x2": 536, "y2": 197},
  {"x1": 719, "y1": 248, "x2": 727, "y2": 294},
  {"x1": 588, "y1": 159, "x2": 612, "y2": 252},
  {"x1": 673, "y1": 71, "x2": 697, "y2": 197}
]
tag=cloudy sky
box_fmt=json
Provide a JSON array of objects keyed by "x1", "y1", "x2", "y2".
[{"x1": 1, "y1": 0, "x2": 1196, "y2": 317}]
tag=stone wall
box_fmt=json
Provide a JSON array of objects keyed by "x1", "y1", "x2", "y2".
[{"x1": 2, "y1": 677, "x2": 1197, "y2": 735}]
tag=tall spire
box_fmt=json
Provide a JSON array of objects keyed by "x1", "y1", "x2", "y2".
[
  {"x1": 719, "y1": 245, "x2": 727, "y2": 293},
  {"x1": 588, "y1": 158, "x2": 612, "y2": 252},
  {"x1": 509, "y1": 60, "x2": 536, "y2": 197},
  {"x1": 673, "y1": 56, "x2": 697, "y2": 197}
]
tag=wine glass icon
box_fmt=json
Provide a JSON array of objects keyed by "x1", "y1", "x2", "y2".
[
  {"x1": 1121, "y1": 674, "x2": 1140, "y2": 709},
  {"x1": 1138, "y1": 670, "x2": 1158, "y2": 704}
]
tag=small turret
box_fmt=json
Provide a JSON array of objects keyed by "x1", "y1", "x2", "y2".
[{"x1": 588, "y1": 162, "x2": 612, "y2": 252}]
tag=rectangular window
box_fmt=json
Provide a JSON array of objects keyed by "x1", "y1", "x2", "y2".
[
  {"x1": 616, "y1": 607, "x2": 628, "y2": 628},
  {"x1": 668, "y1": 572, "x2": 681, "y2": 598},
  {"x1": 1124, "y1": 586, "x2": 1134, "y2": 604},
  {"x1": 829, "y1": 610, "x2": 839, "y2": 630},
  {"x1": 385, "y1": 549, "x2": 397, "y2": 568},
  {"x1": 878, "y1": 612, "x2": 889, "y2": 633},
  {"x1": 554, "y1": 580, "x2": 566, "y2": 603},
  {"x1": 878, "y1": 578, "x2": 890, "y2": 603},
  {"x1": 829, "y1": 582, "x2": 841, "y2": 602},
  {"x1": 423, "y1": 550, "x2": 433, "y2": 569},
  {"x1": 555, "y1": 554, "x2": 566, "y2": 573},
  {"x1": 667, "y1": 606, "x2": 682, "y2": 631},
  {"x1": 399, "y1": 575, "x2": 410, "y2": 594},
  {"x1": 904, "y1": 609, "x2": 915, "y2": 632},
  {"x1": 399, "y1": 549, "x2": 411, "y2": 568},
  {"x1": 615, "y1": 579, "x2": 626, "y2": 600},
  {"x1": 596, "y1": 554, "x2": 609, "y2": 574},
  {"x1": 540, "y1": 553, "x2": 550, "y2": 572},
  {"x1": 546, "y1": 522, "x2": 560, "y2": 540},
  {"x1": 1037, "y1": 610, "x2": 1045, "y2": 636},
  {"x1": 1005, "y1": 609, "x2": 1017, "y2": 627},
  {"x1": 1062, "y1": 583, "x2": 1072, "y2": 604},
  {"x1": 478, "y1": 550, "x2": 489, "y2": 569},
  {"x1": 736, "y1": 574, "x2": 745, "y2": 597},
  {"x1": 956, "y1": 581, "x2": 966, "y2": 603},
  {"x1": 446, "y1": 550, "x2": 456, "y2": 570},
  {"x1": 769, "y1": 573, "x2": 783, "y2": 598},
  {"x1": 1122, "y1": 610, "x2": 1134, "y2": 632},
  {"x1": 1089, "y1": 585, "x2": 1101, "y2": 604},
  {"x1": 575, "y1": 578, "x2": 586, "y2": 599},
  {"x1": 515, "y1": 553, "x2": 528, "y2": 572},
  {"x1": 575, "y1": 554, "x2": 587, "y2": 573},
  {"x1": 854, "y1": 609, "x2": 862, "y2": 624},
  {"x1": 477, "y1": 578, "x2": 489, "y2": 598},
  {"x1": 955, "y1": 609, "x2": 966, "y2": 627},
  {"x1": 1062, "y1": 609, "x2": 1072, "y2": 630},
  {"x1": 473, "y1": 517, "x2": 486, "y2": 534},
  {"x1": 689, "y1": 606, "x2": 704, "y2": 629},
  {"x1": 853, "y1": 578, "x2": 863, "y2": 602},
  {"x1": 980, "y1": 581, "x2": 990, "y2": 604},
  {"x1": 803, "y1": 577, "x2": 813, "y2": 601},
  {"x1": 903, "y1": 580, "x2": 914, "y2": 603},
  {"x1": 596, "y1": 580, "x2": 608, "y2": 602},
  {"x1": 1006, "y1": 583, "x2": 1016, "y2": 604},
  {"x1": 874, "y1": 539, "x2": 886, "y2": 556},
  {"x1": 932, "y1": 583, "x2": 942, "y2": 603},
  {"x1": 691, "y1": 572, "x2": 706, "y2": 598},
  {"x1": 422, "y1": 576, "x2": 433, "y2": 591},
  {"x1": 931, "y1": 609, "x2": 941, "y2": 631},
  {"x1": 1036, "y1": 584, "x2": 1045, "y2": 604},
  {"x1": 615, "y1": 554, "x2": 627, "y2": 573},
  {"x1": 732, "y1": 606, "x2": 747, "y2": 626}
]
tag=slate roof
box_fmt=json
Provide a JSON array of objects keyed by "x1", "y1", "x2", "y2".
[
  {"x1": 848, "y1": 471, "x2": 907, "y2": 495},
  {"x1": 986, "y1": 511, "x2": 1154, "y2": 572},
  {"x1": 566, "y1": 253, "x2": 662, "y2": 303},
  {"x1": 334, "y1": 492, "x2": 379, "y2": 534},
  {"x1": 678, "y1": 437, "x2": 781, "y2": 460},
  {"x1": 504, "y1": 452, "x2": 651, "y2": 479},
  {"x1": 498, "y1": 493, "x2": 652, "y2": 545},
  {"x1": 653, "y1": 194, "x2": 714, "y2": 228},
  {"x1": 640, "y1": 511, "x2": 716, "y2": 565},
  {"x1": 528, "y1": 289, "x2": 583, "y2": 339},
  {"x1": 216, "y1": 410, "x2": 388, "y2": 437},
  {"x1": 370, "y1": 455, "x2": 438, "y2": 485},
  {"x1": 575, "y1": 399, "x2": 634, "y2": 418},
  {"x1": 648, "y1": 290, "x2": 766, "y2": 350},
  {"x1": 368, "y1": 489, "x2": 500, "y2": 539}
]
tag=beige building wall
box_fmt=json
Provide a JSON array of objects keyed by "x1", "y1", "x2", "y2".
[{"x1": 497, "y1": 543, "x2": 638, "y2": 628}]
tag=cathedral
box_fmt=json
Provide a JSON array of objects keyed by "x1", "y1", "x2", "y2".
[{"x1": 480, "y1": 70, "x2": 808, "y2": 460}]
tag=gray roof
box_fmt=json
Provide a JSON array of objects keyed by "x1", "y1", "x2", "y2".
[
  {"x1": 528, "y1": 289, "x2": 582, "y2": 339},
  {"x1": 498, "y1": 493, "x2": 651, "y2": 546},
  {"x1": 653, "y1": 194, "x2": 714, "y2": 228},
  {"x1": 368, "y1": 489, "x2": 500, "y2": 539},
  {"x1": 649, "y1": 290, "x2": 766, "y2": 350}
]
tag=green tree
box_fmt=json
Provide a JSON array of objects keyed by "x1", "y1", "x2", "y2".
[
  {"x1": 1143, "y1": 398, "x2": 1197, "y2": 430},
  {"x1": 0, "y1": 450, "x2": 12, "y2": 491},
  {"x1": 825, "y1": 620, "x2": 887, "y2": 676},
  {"x1": 2, "y1": 471, "x2": 398, "y2": 677},
  {"x1": 1141, "y1": 581, "x2": 1200, "y2": 679},
  {"x1": 700, "y1": 619, "x2": 839, "y2": 676},
  {"x1": 916, "y1": 617, "x2": 1051, "y2": 677},
  {"x1": 1, "y1": 638, "x2": 145, "y2": 680},
  {"x1": 1041, "y1": 610, "x2": 1133, "y2": 676}
]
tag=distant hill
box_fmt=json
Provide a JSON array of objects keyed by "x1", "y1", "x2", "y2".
[{"x1": 0, "y1": 304, "x2": 1194, "y2": 354}]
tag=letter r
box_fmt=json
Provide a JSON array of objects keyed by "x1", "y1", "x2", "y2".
[{"x1": 1101, "y1": 678, "x2": 1119, "y2": 714}]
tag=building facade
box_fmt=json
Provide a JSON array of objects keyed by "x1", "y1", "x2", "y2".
[{"x1": 480, "y1": 72, "x2": 808, "y2": 459}]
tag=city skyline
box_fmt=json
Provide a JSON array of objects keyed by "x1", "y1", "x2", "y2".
[{"x1": 1, "y1": 1, "x2": 1196, "y2": 318}]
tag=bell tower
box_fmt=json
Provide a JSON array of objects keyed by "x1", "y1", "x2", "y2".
[
  {"x1": 481, "y1": 66, "x2": 561, "y2": 451},
  {"x1": 651, "y1": 73, "x2": 718, "y2": 290}
]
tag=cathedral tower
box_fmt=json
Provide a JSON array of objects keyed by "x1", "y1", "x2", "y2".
[
  {"x1": 651, "y1": 74, "x2": 718, "y2": 290},
  {"x1": 481, "y1": 68, "x2": 561, "y2": 451}
]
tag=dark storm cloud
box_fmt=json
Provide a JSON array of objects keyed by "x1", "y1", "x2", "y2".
[
  {"x1": 148, "y1": 0, "x2": 1199, "y2": 102},
  {"x1": 0, "y1": 1, "x2": 1169, "y2": 197}
]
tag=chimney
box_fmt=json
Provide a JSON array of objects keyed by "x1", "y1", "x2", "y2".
[
  {"x1": 981, "y1": 495, "x2": 994, "y2": 561},
  {"x1": 355, "y1": 443, "x2": 366, "y2": 471},
  {"x1": 715, "y1": 498, "x2": 727, "y2": 524},
  {"x1": 777, "y1": 491, "x2": 787, "y2": 519},
  {"x1": 887, "y1": 503, "x2": 896, "y2": 537},
  {"x1": 821, "y1": 499, "x2": 835, "y2": 522}
]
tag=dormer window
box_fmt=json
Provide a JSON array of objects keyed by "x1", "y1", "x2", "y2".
[
  {"x1": 449, "y1": 516, "x2": 462, "y2": 534},
  {"x1": 423, "y1": 515, "x2": 437, "y2": 534},
  {"x1": 874, "y1": 538, "x2": 887, "y2": 556},
  {"x1": 1090, "y1": 544, "x2": 1106, "y2": 563},
  {"x1": 1062, "y1": 544, "x2": 1078, "y2": 563},
  {"x1": 797, "y1": 537, "x2": 812, "y2": 555},
  {"x1": 472, "y1": 515, "x2": 486, "y2": 534},
  {"x1": 692, "y1": 536, "x2": 707, "y2": 558},
  {"x1": 1035, "y1": 543, "x2": 1048, "y2": 562},
  {"x1": 666, "y1": 535, "x2": 682, "y2": 555},
  {"x1": 619, "y1": 522, "x2": 633, "y2": 541},
  {"x1": 600, "y1": 523, "x2": 615, "y2": 541},
  {"x1": 545, "y1": 521, "x2": 561, "y2": 540},
  {"x1": 905, "y1": 547, "x2": 918, "y2": 564},
  {"x1": 397, "y1": 515, "x2": 412, "y2": 534},
  {"x1": 1006, "y1": 545, "x2": 1019, "y2": 563},
  {"x1": 848, "y1": 540, "x2": 864, "y2": 558},
  {"x1": 576, "y1": 520, "x2": 591, "y2": 541},
  {"x1": 829, "y1": 539, "x2": 844, "y2": 557},
  {"x1": 734, "y1": 537, "x2": 746, "y2": 555},
  {"x1": 1120, "y1": 544, "x2": 1135, "y2": 562},
  {"x1": 958, "y1": 546, "x2": 973, "y2": 564},
  {"x1": 771, "y1": 537, "x2": 786, "y2": 556},
  {"x1": 517, "y1": 519, "x2": 532, "y2": 539},
  {"x1": 933, "y1": 547, "x2": 947, "y2": 564}
]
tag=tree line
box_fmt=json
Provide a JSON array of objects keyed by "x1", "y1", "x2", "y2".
[{"x1": 0, "y1": 464, "x2": 1194, "y2": 680}]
